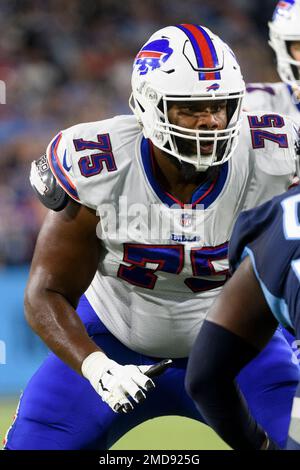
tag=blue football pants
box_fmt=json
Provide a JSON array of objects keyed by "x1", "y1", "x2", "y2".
[{"x1": 4, "y1": 296, "x2": 299, "y2": 449}]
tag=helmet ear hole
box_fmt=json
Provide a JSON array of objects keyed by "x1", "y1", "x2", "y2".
[
  {"x1": 137, "y1": 100, "x2": 145, "y2": 113},
  {"x1": 226, "y1": 98, "x2": 238, "y2": 123},
  {"x1": 157, "y1": 99, "x2": 164, "y2": 113},
  {"x1": 286, "y1": 41, "x2": 293, "y2": 57}
]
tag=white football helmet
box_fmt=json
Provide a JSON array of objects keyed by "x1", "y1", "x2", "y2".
[
  {"x1": 269, "y1": 0, "x2": 300, "y2": 88},
  {"x1": 130, "y1": 24, "x2": 245, "y2": 172}
]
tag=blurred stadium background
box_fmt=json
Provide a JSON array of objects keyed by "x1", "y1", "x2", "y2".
[{"x1": 0, "y1": 0, "x2": 277, "y2": 449}]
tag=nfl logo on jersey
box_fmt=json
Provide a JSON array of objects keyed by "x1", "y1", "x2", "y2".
[{"x1": 180, "y1": 213, "x2": 192, "y2": 227}]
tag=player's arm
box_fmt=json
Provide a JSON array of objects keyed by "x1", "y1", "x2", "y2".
[
  {"x1": 28, "y1": 141, "x2": 173, "y2": 412},
  {"x1": 24, "y1": 200, "x2": 102, "y2": 373},
  {"x1": 25, "y1": 200, "x2": 161, "y2": 412},
  {"x1": 186, "y1": 256, "x2": 279, "y2": 450}
]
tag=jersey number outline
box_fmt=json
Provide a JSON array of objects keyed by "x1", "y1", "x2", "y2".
[
  {"x1": 117, "y1": 243, "x2": 229, "y2": 292},
  {"x1": 73, "y1": 134, "x2": 117, "y2": 177},
  {"x1": 248, "y1": 114, "x2": 288, "y2": 149}
]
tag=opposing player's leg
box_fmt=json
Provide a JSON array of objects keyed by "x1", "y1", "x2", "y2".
[{"x1": 237, "y1": 328, "x2": 300, "y2": 448}]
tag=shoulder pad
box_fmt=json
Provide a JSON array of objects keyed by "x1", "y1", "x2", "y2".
[{"x1": 29, "y1": 154, "x2": 69, "y2": 211}]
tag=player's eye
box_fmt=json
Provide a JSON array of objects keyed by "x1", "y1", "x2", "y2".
[
  {"x1": 179, "y1": 108, "x2": 194, "y2": 116},
  {"x1": 212, "y1": 102, "x2": 227, "y2": 113}
]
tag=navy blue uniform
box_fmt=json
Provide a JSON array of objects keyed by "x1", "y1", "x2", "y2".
[
  {"x1": 230, "y1": 186, "x2": 300, "y2": 334},
  {"x1": 229, "y1": 186, "x2": 300, "y2": 449}
]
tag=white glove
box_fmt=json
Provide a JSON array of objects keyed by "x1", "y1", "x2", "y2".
[{"x1": 81, "y1": 351, "x2": 155, "y2": 413}]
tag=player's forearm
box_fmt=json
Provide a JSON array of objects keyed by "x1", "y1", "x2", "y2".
[
  {"x1": 188, "y1": 377, "x2": 265, "y2": 449},
  {"x1": 186, "y1": 320, "x2": 270, "y2": 450},
  {"x1": 24, "y1": 286, "x2": 102, "y2": 375}
]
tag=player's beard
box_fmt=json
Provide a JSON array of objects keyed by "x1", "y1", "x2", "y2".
[
  {"x1": 179, "y1": 159, "x2": 220, "y2": 183},
  {"x1": 172, "y1": 135, "x2": 222, "y2": 182},
  {"x1": 164, "y1": 141, "x2": 220, "y2": 183}
]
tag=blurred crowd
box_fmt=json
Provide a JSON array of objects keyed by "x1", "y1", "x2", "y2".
[{"x1": 0, "y1": 0, "x2": 278, "y2": 266}]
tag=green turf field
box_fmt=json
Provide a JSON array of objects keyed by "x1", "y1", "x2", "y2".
[{"x1": 0, "y1": 398, "x2": 229, "y2": 450}]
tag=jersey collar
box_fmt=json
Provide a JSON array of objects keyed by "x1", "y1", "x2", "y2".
[{"x1": 140, "y1": 137, "x2": 229, "y2": 209}]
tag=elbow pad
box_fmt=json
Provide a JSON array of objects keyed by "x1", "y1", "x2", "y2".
[{"x1": 29, "y1": 154, "x2": 70, "y2": 211}]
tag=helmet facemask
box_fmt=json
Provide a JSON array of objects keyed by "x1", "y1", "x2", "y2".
[{"x1": 130, "y1": 90, "x2": 244, "y2": 172}]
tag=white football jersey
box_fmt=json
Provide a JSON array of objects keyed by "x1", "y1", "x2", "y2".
[
  {"x1": 245, "y1": 82, "x2": 300, "y2": 124},
  {"x1": 47, "y1": 113, "x2": 297, "y2": 358}
]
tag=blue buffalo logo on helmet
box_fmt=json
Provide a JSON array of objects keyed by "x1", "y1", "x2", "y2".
[
  {"x1": 134, "y1": 39, "x2": 173, "y2": 75},
  {"x1": 206, "y1": 83, "x2": 220, "y2": 91}
]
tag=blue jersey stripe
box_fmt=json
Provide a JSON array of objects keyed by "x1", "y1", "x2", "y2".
[{"x1": 140, "y1": 137, "x2": 228, "y2": 209}]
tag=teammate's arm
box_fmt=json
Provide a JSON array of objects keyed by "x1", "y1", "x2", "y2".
[{"x1": 186, "y1": 257, "x2": 279, "y2": 449}]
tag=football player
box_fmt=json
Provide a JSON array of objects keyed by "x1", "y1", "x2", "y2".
[
  {"x1": 185, "y1": 178, "x2": 300, "y2": 450},
  {"x1": 4, "y1": 25, "x2": 300, "y2": 450},
  {"x1": 245, "y1": 0, "x2": 300, "y2": 123}
]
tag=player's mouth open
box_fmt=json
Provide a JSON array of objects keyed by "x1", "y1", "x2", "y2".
[{"x1": 200, "y1": 142, "x2": 214, "y2": 155}]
